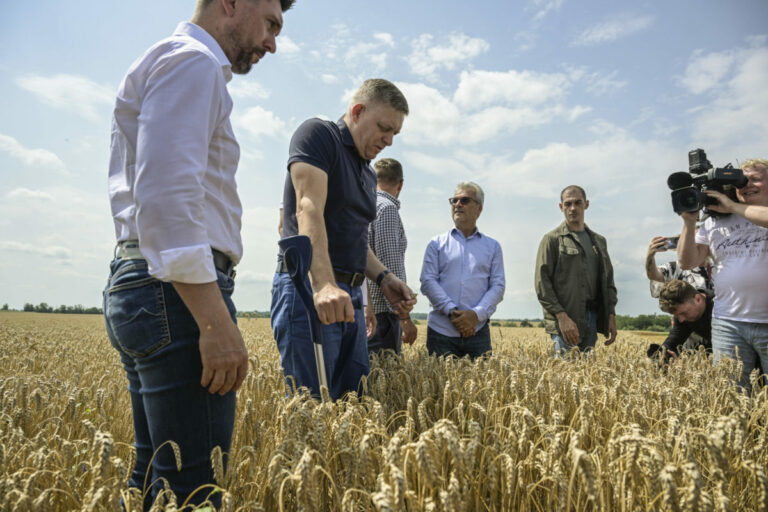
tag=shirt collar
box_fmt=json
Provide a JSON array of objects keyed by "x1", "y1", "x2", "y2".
[
  {"x1": 557, "y1": 221, "x2": 591, "y2": 236},
  {"x1": 337, "y1": 117, "x2": 368, "y2": 163},
  {"x1": 377, "y1": 190, "x2": 401, "y2": 208},
  {"x1": 451, "y1": 226, "x2": 482, "y2": 240},
  {"x1": 174, "y1": 22, "x2": 233, "y2": 82}
]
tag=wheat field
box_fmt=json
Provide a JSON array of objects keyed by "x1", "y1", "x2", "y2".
[{"x1": 1, "y1": 312, "x2": 767, "y2": 511}]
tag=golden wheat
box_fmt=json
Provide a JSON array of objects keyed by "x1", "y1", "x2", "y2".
[{"x1": 2, "y1": 312, "x2": 768, "y2": 511}]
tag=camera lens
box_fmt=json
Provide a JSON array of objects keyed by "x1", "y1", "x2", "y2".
[{"x1": 671, "y1": 187, "x2": 701, "y2": 213}]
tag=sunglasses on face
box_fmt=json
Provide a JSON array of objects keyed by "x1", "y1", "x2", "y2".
[{"x1": 448, "y1": 196, "x2": 476, "y2": 206}]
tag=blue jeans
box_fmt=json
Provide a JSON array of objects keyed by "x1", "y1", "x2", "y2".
[
  {"x1": 103, "y1": 258, "x2": 237, "y2": 510},
  {"x1": 426, "y1": 323, "x2": 492, "y2": 359},
  {"x1": 711, "y1": 317, "x2": 768, "y2": 390},
  {"x1": 368, "y1": 312, "x2": 402, "y2": 355},
  {"x1": 270, "y1": 272, "x2": 370, "y2": 400},
  {"x1": 551, "y1": 310, "x2": 598, "y2": 358}
]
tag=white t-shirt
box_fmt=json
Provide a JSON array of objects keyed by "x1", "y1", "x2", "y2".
[{"x1": 696, "y1": 214, "x2": 768, "y2": 323}]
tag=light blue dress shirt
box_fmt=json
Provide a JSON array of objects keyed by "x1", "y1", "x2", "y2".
[{"x1": 420, "y1": 227, "x2": 506, "y2": 337}]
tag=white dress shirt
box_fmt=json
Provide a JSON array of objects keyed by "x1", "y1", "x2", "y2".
[{"x1": 109, "y1": 22, "x2": 242, "y2": 283}]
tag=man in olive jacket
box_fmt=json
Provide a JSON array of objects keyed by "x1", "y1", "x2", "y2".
[{"x1": 535, "y1": 185, "x2": 618, "y2": 356}]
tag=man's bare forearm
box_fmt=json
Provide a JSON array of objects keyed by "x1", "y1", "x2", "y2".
[
  {"x1": 172, "y1": 281, "x2": 233, "y2": 329},
  {"x1": 296, "y1": 197, "x2": 335, "y2": 291},
  {"x1": 365, "y1": 248, "x2": 387, "y2": 281},
  {"x1": 645, "y1": 253, "x2": 663, "y2": 282},
  {"x1": 731, "y1": 203, "x2": 768, "y2": 228}
]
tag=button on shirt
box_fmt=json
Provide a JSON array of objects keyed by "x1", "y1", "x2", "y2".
[
  {"x1": 109, "y1": 22, "x2": 242, "y2": 283},
  {"x1": 420, "y1": 228, "x2": 506, "y2": 337},
  {"x1": 281, "y1": 117, "x2": 377, "y2": 273}
]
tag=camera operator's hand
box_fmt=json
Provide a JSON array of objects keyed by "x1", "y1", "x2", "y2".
[
  {"x1": 647, "y1": 236, "x2": 667, "y2": 255},
  {"x1": 555, "y1": 312, "x2": 580, "y2": 345},
  {"x1": 704, "y1": 190, "x2": 736, "y2": 214},
  {"x1": 645, "y1": 237, "x2": 666, "y2": 282},
  {"x1": 679, "y1": 211, "x2": 699, "y2": 224}
]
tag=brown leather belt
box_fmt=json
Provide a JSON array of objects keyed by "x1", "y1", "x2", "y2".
[{"x1": 276, "y1": 259, "x2": 365, "y2": 287}]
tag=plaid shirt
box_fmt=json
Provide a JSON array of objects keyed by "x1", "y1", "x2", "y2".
[{"x1": 368, "y1": 190, "x2": 407, "y2": 314}]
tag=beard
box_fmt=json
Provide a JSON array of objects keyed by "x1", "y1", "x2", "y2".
[
  {"x1": 230, "y1": 44, "x2": 264, "y2": 75},
  {"x1": 227, "y1": 26, "x2": 265, "y2": 75}
]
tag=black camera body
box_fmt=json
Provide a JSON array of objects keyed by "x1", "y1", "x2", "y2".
[{"x1": 667, "y1": 149, "x2": 747, "y2": 216}]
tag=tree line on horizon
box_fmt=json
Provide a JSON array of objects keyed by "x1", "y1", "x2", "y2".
[{"x1": 2, "y1": 303, "x2": 672, "y2": 331}]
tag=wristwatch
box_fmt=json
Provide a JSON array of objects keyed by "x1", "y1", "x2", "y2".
[{"x1": 376, "y1": 269, "x2": 390, "y2": 286}]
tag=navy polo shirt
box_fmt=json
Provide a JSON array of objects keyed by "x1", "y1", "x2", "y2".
[{"x1": 280, "y1": 117, "x2": 377, "y2": 274}]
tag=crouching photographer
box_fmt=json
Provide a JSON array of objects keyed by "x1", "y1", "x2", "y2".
[
  {"x1": 647, "y1": 280, "x2": 712, "y2": 363},
  {"x1": 677, "y1": 157, "x2": 768, "y2": 389}
]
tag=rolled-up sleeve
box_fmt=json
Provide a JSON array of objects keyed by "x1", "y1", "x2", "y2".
[
  {"x1": 420, "y1": 239, "x2": 457, "y2": 315},
  {"x1": 134, "y1": 51, "x2": 221, "y2": 283},
  {"x1": 471, "y1": 242, "x2": 505, "y2": 322}
]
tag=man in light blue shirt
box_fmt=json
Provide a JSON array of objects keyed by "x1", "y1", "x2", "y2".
[{"x1": 420, "y1": 182, "x2": 505, "y2": 358}]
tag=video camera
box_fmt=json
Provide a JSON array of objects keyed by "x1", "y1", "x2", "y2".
[{"x1": 667, "y1": 149, "x2": 747, "y2": 216}]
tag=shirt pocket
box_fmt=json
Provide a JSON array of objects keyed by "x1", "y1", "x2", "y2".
[
  {"x1": 558, "y1": 238, "x2": 581, "y2": 256},
  {"x1": 105, "y1": 262, "x2": 170, "y2": 358}
]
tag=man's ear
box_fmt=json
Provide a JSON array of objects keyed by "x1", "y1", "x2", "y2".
[
  {"x1": 350, "y1": 103, "x2": 365, "y2": 123},
  {"x1": 584, "y1": 199, "x2": 590, "y2": 210},
  {"x1": 220, "y1": 0, "x2": 237, "y2": 17}
]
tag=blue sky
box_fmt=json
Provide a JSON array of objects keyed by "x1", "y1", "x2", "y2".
[{"x1": 1, "y1": 0, "x2": 767, "y2": 319}]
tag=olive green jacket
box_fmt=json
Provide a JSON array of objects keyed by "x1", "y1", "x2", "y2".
[{"x1": 534, "y1": 222, "x2": 618, "y2": 337}]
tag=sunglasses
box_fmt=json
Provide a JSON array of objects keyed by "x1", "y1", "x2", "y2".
[{"x1": 448, "y1": 196, "x2": 476, "y2": 205}]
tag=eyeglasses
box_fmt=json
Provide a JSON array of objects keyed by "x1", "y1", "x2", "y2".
[{"x1": 448, "y1": 196, "x2": 476, "y2": 206}]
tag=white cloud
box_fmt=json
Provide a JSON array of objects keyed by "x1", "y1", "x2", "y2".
[
  {"x1": 482, "y1": 123, "x2": 677, "y2": 199},
  {"x1": 228, "y1": 80, "x2": 270, "y2": 100},
  {"x1": 345, "y1": 40, "x2": 390, "y2": 73},
  {"x1": 572, "y1": 14, "x2": 654, "y2": 46},
  {"x1": 407, "y1": 33, "x2": 490, "y2": 81},
  {"x1": 16, "y1": 73, "x2": 114, "y2": 122},
  {"x1": 677, "y1": 49, "x2": 736, "y2": 94},
  {"x1": 277, "y1": 35, "x2": 300, "y2": 56},
  {"x1": 533, "y1": 0, "x2": 565, "y2": 21},
  {"x1": 397, "y1": 76, "x2": 591, "y2": 146},
  {"x1": 374, "y1": 33, "x2": 395, "y2": 47},
  {"x1": 6, "y1": 188, "x2": 54, "y2": 201},
  {"x1": 233, "y1": 106, "x2": 289, "y2": 140},
  {"x1": 234, "y1": 270, "x2": 276, "y2": 283},
  {"x1": 402, "y1": 150, "x2": 471, "y2": 177},
  {"x1": 321, "y1": 74, "x2": 339, "y2": 84},
  {"x1": 0, "y1": 240, "x2": 72, "y2": 260},
  {"x1": 0, "y1": 134, "x2": 65, "y2": 171},
  {"x1": 568, "y1": 68, "x2": 628, "y2": 95},
  {"x1": 686, "y1": 42, "x2": 768, "y2": 158},
  {"x1": 453, "y1": 69, "x2": 570, "y2": 109}
]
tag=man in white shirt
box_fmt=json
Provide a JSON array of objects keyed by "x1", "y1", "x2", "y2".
[
  {"x1": 678, "y1": 159, "x2": 768, "y2": 390},
  {"x1": 104, "y1": 0, "x2": 294, "y2": 507}
]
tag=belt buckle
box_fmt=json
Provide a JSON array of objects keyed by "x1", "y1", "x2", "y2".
[{"x1": 351, "y1": 272, "x2": 365, "y2": 287}]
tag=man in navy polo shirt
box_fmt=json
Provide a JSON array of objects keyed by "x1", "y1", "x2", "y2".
[{"x1": 271, "y1": 78, "x2": 416, "y2": 400}]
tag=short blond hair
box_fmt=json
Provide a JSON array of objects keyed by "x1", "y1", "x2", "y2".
[{"x1": 741, "y1": 159, "x2": 768, "y2": 174}]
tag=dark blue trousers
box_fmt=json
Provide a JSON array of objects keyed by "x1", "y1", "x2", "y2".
[{"x1": 270, "y1": 272, "x2": 370, "y2": 400}]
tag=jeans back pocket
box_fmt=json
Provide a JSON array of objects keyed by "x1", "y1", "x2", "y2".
[{"x1": 105, "y1": 261, "x2": 171, "y2": 358}]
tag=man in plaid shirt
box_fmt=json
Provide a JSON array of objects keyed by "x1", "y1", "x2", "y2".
[{"x1": 368, "y1": 158, "x2": 417, "y2": 354}]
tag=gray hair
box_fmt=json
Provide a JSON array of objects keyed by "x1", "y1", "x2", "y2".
[
  {"x1": 350, "y1": 78, "x2": 409, "y2": 115},
  {"x1": 455, "y1": 181, "x2": 484, "y2": 206}
]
